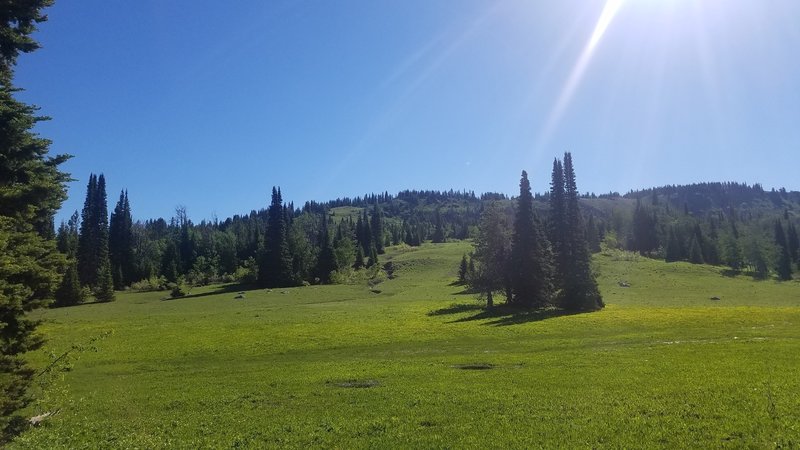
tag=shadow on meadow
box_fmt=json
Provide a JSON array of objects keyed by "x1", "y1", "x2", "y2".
[
  {"x1": 162, "y1": 283, "x2": 252, "y2": 301},
  {"x1": 428, "y1": 302, "x2": 581, "y2": 326}
]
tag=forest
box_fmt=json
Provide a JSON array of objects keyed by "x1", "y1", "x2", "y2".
[{"x1": 51, "y1": 173, "x2": 800, "y2": 310}]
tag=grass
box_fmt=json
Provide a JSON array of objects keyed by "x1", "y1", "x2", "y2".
[{"x1": 11, "y1": 241, "x2": 800, "y2": 448}]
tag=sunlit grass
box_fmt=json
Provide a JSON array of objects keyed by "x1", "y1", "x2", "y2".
[{"x1": 12, "y1": 242, "x2": 800, "y2": 448}]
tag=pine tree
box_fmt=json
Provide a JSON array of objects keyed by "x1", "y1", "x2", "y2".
[
  {"x1": 774, "y1": 220, "x2": 793, "y2": 281},
  {"x1": 510, "y1": 171, "x2": 553, "y2": 308},
  {"x1": 549, "y1": 158, "x2": 566, "y2": 289},
  {"x1": 631, "y1": 200, "x2": 659, "y2": 255},
  {"x1": 559, "y1": 153, "x2": 603, "y2": 311},
  {"x1": 314, "y1": 213, "x2": 337, "y2": 283},
  {"x1": 370, "y1": 202, "x2": 385, "y2": 254},
  {"x1": 94, "y1": 259, "x2": 116, "y2": 302},
  {"x1": 0, "y1": 1, "x2": 70, "y2": 439},
  {"x1": 77, "y1": 173, "x2": 112, "y2": 289},
  {"x1": 431, "y1": 209, "x2": 446, "y2": 243},
  {"x1": 787, "y1": 222, "x2": 799, "y2": 266},
  {"x1": 470, "y1": 201, "x2": 511, "y2": 307},
  {"x1": 688, "y1": 236, "x2": 704, "y2": 264},
  {"x1": 259, "y1": 187, "x2": 295, "y2": 287},
  {"x1": 77, "y1": 174, "x2": 98, "y2": 285},
  {"x1": 109, "y1": 190, "x2": 134, "y2": 289},
  {"x1": 665, "y1": 227, "x2": 682, "y2": 262},
  {"x1": 458, "y1": 254, "x2": 468, "y2": 284},
  {"x1": 54, "y1": 260, "x2": 85, "y2": 307},
  {"x1": 354, "y1": 245, "x2": 365, "y2": 269}
]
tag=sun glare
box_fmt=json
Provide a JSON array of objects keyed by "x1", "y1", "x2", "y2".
[{"x1": 536, "y1": 0, "x2": 625, "y2": 151}]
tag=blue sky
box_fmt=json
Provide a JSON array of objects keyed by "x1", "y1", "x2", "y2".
[{"x1": 15, "y1": 0, "x2": 800, "y2": 224}]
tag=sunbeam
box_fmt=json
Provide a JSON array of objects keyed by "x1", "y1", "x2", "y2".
[{"x1": 535, "y1": 0, "x2": 625, "y2": 151}]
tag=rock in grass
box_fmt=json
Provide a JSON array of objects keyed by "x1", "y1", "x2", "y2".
[{"x1": 234, "y1": 294, "x2": 245, "y2": 299}]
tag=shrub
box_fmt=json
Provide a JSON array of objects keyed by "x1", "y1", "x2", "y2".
[{"x1": 130, "y1": 276, "x2": 168, "y2": 292}]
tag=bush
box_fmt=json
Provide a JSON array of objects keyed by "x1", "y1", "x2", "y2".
[
  {"x1": 130, "y1": 276, "x2": 168, "y2": 292},
  {"x1": 168, "y1": 282, "x2": 188, "y2": 298},
  {"x1": 233, "y1": 257, "x2": 258, "y2": 284}
]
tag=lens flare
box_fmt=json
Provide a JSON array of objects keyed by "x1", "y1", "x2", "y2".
[{"x1": 536, "y1": 0, "x2": 625, "y2": 150}]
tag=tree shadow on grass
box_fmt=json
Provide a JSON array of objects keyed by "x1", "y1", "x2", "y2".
[
  {"x1": 161, "y1": 283, "x2": 253, "y2": 301},
  {"x1": 431, "y1": 302, "x2": 583, "y2": 326},
  {"x1": 427, "y1": 303, "x2": 484, "y2": 316}
]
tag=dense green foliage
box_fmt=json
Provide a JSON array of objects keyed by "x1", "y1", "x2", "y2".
[
  {"x1": 0, "y1": 0, "x2": 69, "y2": 441},
  {"x1": 468, "y1": 154, "x2": 602, "y2": 312}
]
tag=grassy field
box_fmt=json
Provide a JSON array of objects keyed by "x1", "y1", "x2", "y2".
[{"x1": 11, "y1": 242, "x2": 800, "y2": 448}]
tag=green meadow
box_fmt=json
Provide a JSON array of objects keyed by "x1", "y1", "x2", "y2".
[{"x1": 12, "y1": 242, "x2": 800, "y2": 448}]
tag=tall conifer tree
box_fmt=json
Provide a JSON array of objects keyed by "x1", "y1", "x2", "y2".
[
  {"x1": 549, "y1": 158, "x2": 566, "y2": 288},
  {"x1": 510, "y1": 171, "x2": 553, "y2": 308},
  {"x1": 559, "y1": 153, "x2": 603, "y2": 311},
  {"x1": 109, "y1": 190, "x2": 134, "y2": 288},
  {"x1": 774, "y1": 220, "x2": 793, "y2": 280},
  {"x1": 259, "y1": 187, "x2": 295, "y2": 287},
  {"x1": 0, "y1": 1, "x2": 71, "y2": 439}
]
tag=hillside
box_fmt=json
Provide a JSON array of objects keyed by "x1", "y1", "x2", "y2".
[{"x1": 13, "y1": 242, "x2": 800, "y2": 448}]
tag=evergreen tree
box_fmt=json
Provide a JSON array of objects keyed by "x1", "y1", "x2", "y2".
[
  {"x1": 787, "y1": 222, "x2": 799, "y2": 265},
  {"x1": 665, "y1": 227, "x2": 682, "y2": 262},
  {"x1": 559, "y1": 153, "x2": 603, "y2": 311},
  {"x1": 354, "y1": 245, "x2": 365, "y2": 269},
  {"x1": 631, "y1": 200, "x2": 659, "y2": 255},
  {"x1": 56, "y1": 211, "x2": 79, "y2": 257},
  {"x1": 510, "y1": 171, "x2": 553, "y2": 308},
  {"x1": 161, "y1": 240, "x2": 181, "y2": 283},
  {"x1": 721, "y1": 234, "x2": 742, "y2": 271},
  {"x1": 77, "y1": 173, "x2": 111, "y2": 289},
  {"x1": 688, "y1": 236, "x2": 704, "y2": 264},
  {"x1": 314, "y1": 213, "x2": 337, "y2": 283},
  {"x1": 431, "y1": 209, "x2": 446, "y2": 243},
  {"x1": 548, "y1": 158, "x2": 566, "y2": 288},
  {"x1": 470, "y1": 201, "x2": 511, "y2": 307},
  {"x1": 109, "y1": 190, "x2": 134, "y2": 288},
  {"x1": 54, "y1": 259, "x2": 85, "y2": 307},
  {"x1": 94, "y1": 259, "x2": 115, "y2": 302},
  {"x1": 585, "y1": 214, "x2": 601, "y2": 253},
  {"x1": 0, "y1": 1, "x2": 70, "y2": 439},
  {"x1": 458, "y1": 254, "x2": 469, "y2": 284},
  {"x1": 370, "y1": 202, "x2": 385, "y2": 254},
  {"x1": 774, "y1": 220, "x2": 793, "y2": 281},
  {"x1": 259, "y1": 187, "x2": 295, "y2": 287},
  {"x1": 77, "y1": 174, "x2": 98, "y2": 285}
]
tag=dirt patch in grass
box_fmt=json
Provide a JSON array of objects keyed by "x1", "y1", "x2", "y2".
[{"x1": 451, "y1": 363, "x2": 494, "y2": 370}]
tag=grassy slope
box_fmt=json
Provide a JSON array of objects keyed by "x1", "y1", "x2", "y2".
[{"x1": 12, "y1": 242, "x2": 800, "y2": 448}]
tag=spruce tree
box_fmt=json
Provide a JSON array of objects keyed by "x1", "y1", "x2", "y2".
[
  {"x1": 787, "y1": 222, "x2": 799, "y2": 266},
  {"x1": 458, "y1": 254, "x2": 469, "y2": 284},
  {"x1": 354, "y1": 245, "x2": 365, "y2": 269},
  {"x1": 510, "y1": 171, "x2": 553, "y2": 308},
  {"x1": 688, "y1": 236, "x2": 704, "y2": 264},
  {"x1": 370, "y1": 202, "x2": 385, "y2": 254},
  {"x1": 470, "y1": 201, "x2": 511, "y2": 307},
  {"x1": 665, "y1": 228, "x2": 682, "y2": 262},
  {"x1": 774, "y1": 220, "x2": 793, "y2": 281},
  {"x1": 0, "y1": 1, "x2": 70, "y2": 439},
  {"x1": 77, "y1": 173, "x2": 112, "y2": 289},
  {"x1": 432, "y1": 209, "x2": 446, "y2": 243},
  {"x1": 77, "y1": 174, "x2": 98, "y2": 285},
  {"x1": 549, "y1": 158, "x2": 566, "y2": 289},
  {"x1": 54, "y1": 260, "x2": 85, "y2": 307},
  {"x1": 259, "y1": 187, "x2": 295, "y2": 287},
  {"x1": 109, "y1": 190, "x2": 134, "y2": 289},
  {"x1": 559, "y1": 153, "x2": 603, "y2": 311},
  {"x1": 314, "y1": 213, "x2": 337, "y2": 283},
  {"x1": 94, "y1": 260, "x2": 116, "y2": 302}
]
